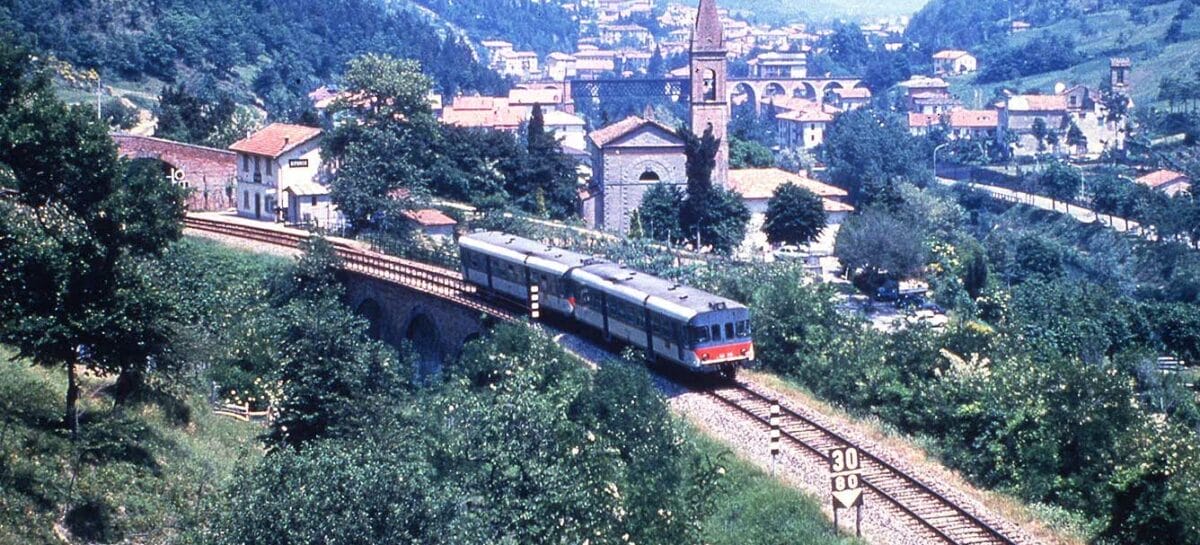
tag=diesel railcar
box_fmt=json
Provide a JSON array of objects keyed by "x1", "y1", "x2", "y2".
[{"x1": 459, "y1": 232, "x2": 753, "y2": 376}]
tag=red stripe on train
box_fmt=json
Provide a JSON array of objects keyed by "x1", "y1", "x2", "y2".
[{"x1": 695, "y1": 341, "x2": 754, "y2": 362}]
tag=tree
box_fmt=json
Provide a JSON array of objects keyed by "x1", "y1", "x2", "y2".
[
  {"x1": 834, "y1": 207, "x2": 927, "y2": 288},
  {"x1": 264, "y1": 237, "x2": 409, "y2": 451},
  {"x1": 155, "y1": 84, "x2": 236, "y2": 145},
  {"x1": 763, "y1": 182, "x2": 827, "y2": 247},
  {"x1": 636, "y1": 182, "x2": 684, "y2": 241},
  {"x1": 1039, "y1": 160, "x2": 1083, "y2": 212},
  {"x1": 679, "y1": 126, "x2": 750, "y2": 253},
  {"x1": 510, "y1": 104, "x2": 580, "y2": 219},
  {"x1": 1087, "y1": 171, "x2": 1129, "y2": 227},
  {"x1": 1032, "y1": 117, "x2": 1050, "y2": 152},
  {"x1": 962, "y1": 249, "x2": 989, "y2": 299},
  {"x1": 1066, "y1": 121, "x2": 1087, "y2": 154},
  {"x1": 326, "y1": 54, "x2": 440, "y2": 234},
  {"x1": 1165, "y1": 20, "x2": 1185, "y2": 43},
  {"x1": 0, "y1": 40, "x2": 186, "y2": 434},
  {"x1": 647, "y1": 45, "x2": 665, "y2": 77},
  {"x1": 822, "y1": 109, "x2": 929, "y2": 206},
  {"x1": 729, "y1": 136, "x2": 775, "y2": 169}
]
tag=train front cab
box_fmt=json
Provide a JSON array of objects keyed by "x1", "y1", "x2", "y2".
[{"x1": 679, "y1": 307, "x2": 753, "y2": 377}]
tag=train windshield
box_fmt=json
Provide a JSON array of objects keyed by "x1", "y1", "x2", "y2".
[
  {"x1": 689, "y1": 326, "x2": 710, "y2": 345},
  {"x1": 736, "y1": 320, "x2": 751, "y2": 338}
]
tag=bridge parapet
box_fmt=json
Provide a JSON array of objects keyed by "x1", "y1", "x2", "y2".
[{"x1": 113, "y1": 133, "x2": 237, "y2": 211}]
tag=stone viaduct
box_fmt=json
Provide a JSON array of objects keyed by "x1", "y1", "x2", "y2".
[
  {"x1": 528, "y1": 76, "x2": 866, "y2": 114},
  {"x1": 341, "y1": 271, "x2": 499, "y2": 380},
  {"x1": 113, "y1": 133, "x2": 237, "y2": 211}
]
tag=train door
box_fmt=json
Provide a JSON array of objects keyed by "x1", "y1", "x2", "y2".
[
  {"x1": 643, "y1": 306, "x2": 654, "y2": 361},
  {"x1": 600, "y1": 291, "x2": 610, "y2": 340}
]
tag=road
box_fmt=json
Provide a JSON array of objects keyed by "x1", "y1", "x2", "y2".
[{"x1": 937, "y1": 177, "x2": 1143, "y2": 235}]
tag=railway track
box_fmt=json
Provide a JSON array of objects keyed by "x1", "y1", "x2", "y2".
[
  {"x1": 182, "y1": 216, "x2": 516, "y2": 320},
  {"x1": 708, "y1": 383, "x2": 1020, "y2": 545},
  {"x1": 186, "y1": 214, "x2": 1026, "y2": 545}
]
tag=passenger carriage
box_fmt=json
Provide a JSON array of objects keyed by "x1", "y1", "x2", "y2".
[
  {"x1": 459, "y1": 232, "x2": 598, "y2": 316},
  {"x1": 459, "y1": 232, "x2": 753, "y2": 376}
]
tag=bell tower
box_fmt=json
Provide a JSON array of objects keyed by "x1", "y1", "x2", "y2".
[{"x1": 690, "y1": 0, "x2": 729, "y2": 187}]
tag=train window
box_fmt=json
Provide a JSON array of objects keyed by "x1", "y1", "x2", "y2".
[
  {"x1": 710, "y1": 324, "x2": 721, "y2": 341},
  {"x1": 736, "y1": 320, "x2": 751, "y2": 338},
  {"x1": 691, "y1": 326, "x2": 710, "y2": 345},
  {"x1": 725, "y1": 323, "x2": 734, "y2": 339}
]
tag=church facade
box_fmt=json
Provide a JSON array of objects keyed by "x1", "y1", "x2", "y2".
[{"x1": 582, "y1": 0, "x2": 729, "y2": 235}]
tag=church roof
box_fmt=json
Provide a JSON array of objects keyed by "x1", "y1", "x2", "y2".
[
  {"x1": 692, "y1": 0, "x2": 724, "y2": 53},
  {"x1": 587, "y1": 116, "x2": 680, "y2": 148}
]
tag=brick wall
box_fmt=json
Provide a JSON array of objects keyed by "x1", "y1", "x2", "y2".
[{"x1": 113, "y1": 133, "x2": 238, "y2": 211}]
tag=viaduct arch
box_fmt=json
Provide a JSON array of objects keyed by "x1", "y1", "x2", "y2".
[
  {"x1": 113, "y1": 133, "x2": 237, "y2": 211},
  {"x1": 343, "y1": 273, "x2": 492, "y2": 382}
]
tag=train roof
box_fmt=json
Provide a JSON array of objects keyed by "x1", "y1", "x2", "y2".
[
  {"x1": 461, "y1": 231, "x2": 604, "y2": 273},
  {"x1": 461, "y1": 231, "x2": 749, "y2": 322},
  {"x1": 577, "y1": 261, "x2": 748, "y2": 321}
]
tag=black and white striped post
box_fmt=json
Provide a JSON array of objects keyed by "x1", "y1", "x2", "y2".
[
  {"x1": 529, "y1": 284, "x2": 541, "y2": 320},
  {"x1": 769, "y1": 400, "x2": 781, "y2": 477}
]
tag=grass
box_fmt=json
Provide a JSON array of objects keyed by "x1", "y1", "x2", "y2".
[
  {"x1": 741, "y1": 369, "x2": 1091, "y2": 545},
  {"x1": 689, "y1": 423, "x2": 864, "y2": 545},
  {"x1": 0, "y1": 348, "x2": 262, "y2": 545},
  {"x1": 948, "y1": 0, "x2": 1200, "y2": 108}
]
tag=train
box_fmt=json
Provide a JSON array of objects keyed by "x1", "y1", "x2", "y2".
[{"x1": 459, "y1": 231, "x2": 754, "y2": 377}]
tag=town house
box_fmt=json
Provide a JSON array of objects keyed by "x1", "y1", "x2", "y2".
[{"x1": 231, "y1": 123, "x2": 336, "y2": 226}]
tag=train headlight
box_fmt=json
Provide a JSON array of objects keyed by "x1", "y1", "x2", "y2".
[{"x1": 740, "y1": 348, "x2": 748, "y2": 355}]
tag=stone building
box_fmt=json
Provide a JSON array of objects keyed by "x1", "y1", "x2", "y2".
[
  {"x1": 582, "y1": 0, "x2": 730, "y2": 234},
  {"x1": 582, "y1": 116, "x2": 687, "y2": 234}
]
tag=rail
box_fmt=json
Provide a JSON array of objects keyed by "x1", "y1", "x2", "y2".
[
  {"x1": 182, "y1": 216, "x2": 515, "y2": 321},
  {"x1": 186, "y1": 214, "x2": 1022, "y2": 544},
  {"x1": 709, "y1": 384, "x2": 1020, "y2": 545}
]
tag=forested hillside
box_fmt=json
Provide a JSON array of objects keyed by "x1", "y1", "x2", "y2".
[
  {"x1": 414, "y1": 0, "x2": 579, "y2": 54},
  {"x1": 0, "y1": 0, "x2": 509, "y2": 118},
  {"x1": 906, "y1": 0, "x2": 1168, "y2": 50}
]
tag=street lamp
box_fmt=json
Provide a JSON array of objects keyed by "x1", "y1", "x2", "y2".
[{"x1": 933, "y1": 142, "x2": 950, "y2": 184}]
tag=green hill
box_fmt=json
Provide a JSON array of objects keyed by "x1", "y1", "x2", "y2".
[
  {"x1": 927, "y1": 1, "x2": 1200, "y2": 108},
  {"x1": 0, "y1": 0, "x2": 510, "y2": 119}
]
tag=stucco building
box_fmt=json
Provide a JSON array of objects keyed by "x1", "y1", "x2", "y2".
[{"x1": 230, "y1": 123, "x2": 333, "y2": 224}]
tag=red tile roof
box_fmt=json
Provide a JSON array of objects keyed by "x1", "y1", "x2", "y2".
[
  {"x1": 777, "y1": 107, "x2": 836, "y2": 123},
  {"x1": 1006, "y1": 95, "x2": 1068, "y2": 112},
  {"x1": 948, "y1": 109, "x2": 999, "y2": 129},
  {"x1": 441, "y1": 103, "x2": 525, "y2": 130},
  {"x1": 403, "y1": 209, "x2": 458, "y2": 227},
  {"x1": 229, "y1": 124, "x2": 322, "y2": 158},
  {"x1": 932, "y1": 50, "x2": 972, "y2": 60},
  {"x1": 908, "y1": 112, "x2": 940, "y2": 128},
  {"x1": 728, "y1": 168, "x2": 848, "y2": 200},
  {"x1": 833, "y1": 87, "x2": 872, "y2": 99},
  {"x1": 508, "y1": 88, "x2": 564, "y2": 105},
  {"x1": 1135, "y1": 169, "x2": 1189, "y2": 189}
]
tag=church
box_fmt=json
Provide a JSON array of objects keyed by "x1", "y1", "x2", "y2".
[{"x1": 581, "y1": 0, "x2": 730, "y2": 235}]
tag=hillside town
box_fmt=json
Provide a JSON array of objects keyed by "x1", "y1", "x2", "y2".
[{"x1": 5, "y1": 0, "x2": 1200, "y2": 544}]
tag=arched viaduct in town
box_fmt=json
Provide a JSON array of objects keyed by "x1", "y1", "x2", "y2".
[
  {"x1": 342, "y1": 272, "x2": 496, "y2": 380},
  {"x1": 728, "y1": 77, "x2": 867, "y2": 112},
  {"x1": 113, "y1": 133, "x2": 237, "y2": 211},
  {"x1": 543, "y1": 76, "x2": 866, "y2": 115}
]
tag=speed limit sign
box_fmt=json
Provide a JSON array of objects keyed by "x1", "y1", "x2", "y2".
[{"x1": 829, "y1": 446, "x2": 863, "y2": 509}]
